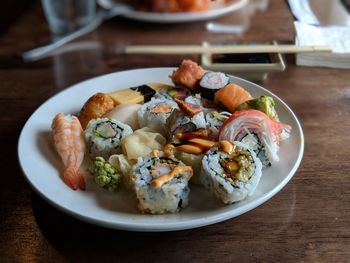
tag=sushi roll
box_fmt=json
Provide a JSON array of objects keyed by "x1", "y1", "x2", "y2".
[
  {"x1": 205, "y1": 111, "x2": 231, "y2": 139},
  {"x1": 174, "y1": 151, "x2": 203, "y2": 184},
  {"x1": 184, "y1": 95, "x2": 203, "y2": 106},
  {"x1": 165, "y1": 98, "x2": 207, "y2": 140},
  {"x1": 200, "y1": 140, "x2": 263, "y2": 204},
  {"x1": 137, "y1": 98, "x2": 178, "y2": 135},
  {"x1": 167, "y1": 88, "x2": 191, "y2": 100},
  {"x1": 85, "y1": 118, "x2": 133, "y2": 159},
  {"x1": 166, "y1": 109, "x2": 207, "y2": 140},
  {"x1": 218, "y1": 109, "x2": 292, "y2": 166},
  {"x1": 199, "y1": 71, "x2": 230, "y2": 101},
  {"x1": 132, "y1": 150, "x2": 193, "y2": 214}
]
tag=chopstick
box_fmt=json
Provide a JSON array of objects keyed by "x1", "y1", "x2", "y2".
[{"x1": 125, "y1": 44, "x2": 332, "y2": 54}]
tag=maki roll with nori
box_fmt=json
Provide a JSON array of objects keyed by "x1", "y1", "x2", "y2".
[
  {"x1": 85, "y1": 118, "x2": 133, "y2": 159},
  {"x1": 200, "y1": 141, "x2": 262, "y2": 204},
  {"x1": 166, "y1": 109, "x2": 207, "y2": 140},
  {"x1": 137, "y1": 98, "x2": 178, "y2": 135},
  {"x1": 205, "y1": 111, "x2": 231, "y2": 139},
  {"x1": 165, "y1": 99, "x2": 206, "y2": 140},
  {"x1": 199, "y1": 71, "x2": 230, "y2": 101},
  {"x1": 219, "y1": 109, "x2": 292, "y2": 166},
  {"x1": 132, "y1": 150, "x2": 193, "y2": 214}
]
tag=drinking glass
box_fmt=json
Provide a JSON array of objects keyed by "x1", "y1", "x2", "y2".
[{"x1": 41, "y1": 0, "x2": 96, "y2": 34}]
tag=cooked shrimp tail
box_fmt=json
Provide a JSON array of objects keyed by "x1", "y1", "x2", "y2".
[
  {"x1": 52, "y1": 113, "x2": 86, "y2": 191},
  {"x1": 63, "y1": 166, "x2": 86, "y2": 190}
]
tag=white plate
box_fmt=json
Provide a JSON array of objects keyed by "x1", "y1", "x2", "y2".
[
  {"x1": 18, "y1": 68, "x2": 304, "y2": 232},
  {"x1": 121, "y1": 0, "x2": 249, "y2": 23}
]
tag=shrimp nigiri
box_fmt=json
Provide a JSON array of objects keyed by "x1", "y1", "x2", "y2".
[{"x1": 51, "y1": 113, "x2": 86, "y2": 190}]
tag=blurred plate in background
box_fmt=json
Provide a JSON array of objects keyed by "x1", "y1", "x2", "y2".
[{"x1": 120, "y1": 0, "x2": 249, "y2": 23}]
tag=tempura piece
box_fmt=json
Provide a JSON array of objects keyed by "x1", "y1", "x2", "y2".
[{"x1": 78, "y1": 93, "x2": 115, "y2": 129}]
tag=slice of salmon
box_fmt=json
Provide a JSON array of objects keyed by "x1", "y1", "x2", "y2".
[
  {"x1": 174, "y1": 98, "x2": 202, "y2": 117},
  {"x1": 149, "y1": 103, "x2": 173, "y2": 113},
  {"x1": 214, "y1": 83, "x2": 253, "y2": 112},
  {"x1": 171, "y1": 59, "x2": 205, "y2": 91}
]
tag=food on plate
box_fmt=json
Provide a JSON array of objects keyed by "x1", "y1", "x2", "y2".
[
  {"x1": 124, "y1": 0, "x2": 226, "y2": 12},
  {"x1": 171, "y1": 59, "x2": 205, "y2": 90},
  {"x1": 175, "y1": 138, "x2": 216, "y2": 154},
  {"x1": 78, "y1": 92, "x2": 115, "y2": 129},
  {"x1": 174, "y1": 128, "x2": 212, "y2": 141},
  {"x1": 132, "y1": 150, "x2": 193, "y2": 214},
  {"x1": 219, "y1": 109, "x2": 292, "y2": 166},
  {"x1": 200, "y1": 71, "x2": 230, "y2": 101},
  {"x1": 204, "y1": 110, "x2": 231, "y2": 139},
  {"x1": 167, "y1": 87, "x2": 190, "y2": 100},
  {"x1": 173, "y1": 138, "x2": 215, "y2": 184},
  {"x1": 50, "y1": 58, "x2": 292, "y2": 214},
  {"x1": 175, "y1": 98, "x2": 203, "y2": 117},
  {"x1": 236, "y1": 95, "x2": 279, "y2": 121},
  {"x1": 85, "y1": 118, "x2": 133, "y2": 159},
  {"x1": 108, "y1": 84, "x2": 159, "y2": 105},
  {"x1": 137, "y1": 98, "x2": 178, "y2": 135},
  {"x1": 109, "y1": 154, "x2": 136, "y2": 189},
  {"x1": 214, "y1": 83, "x2": 253, "y2": 112},
  {"x1": 166, "y1": 107, "x2": 207, "y2": 140},
  {"x1": 121, "y1": 127, "x2": 166, "y2": 160},
  {"x1": 89, "y1": 156, "x2": 121, "y2": 191},
  {"x1": 200, "y1": 141, "x2": 262, "y2": 204},
  {"x1": 146, "y1": 82, "x2": 173, "y2": 92},
  {"x1": 103, "y1": 103, "x2": 141, "y2": 130},
  {"x1": 173, "y1": 151, "x2": 203, "y2": 184},
  {"x1": 51, "y1": 113, "x2": 86, "y2": 190},
  {"x1": 165, "y1": 98, "x2": 208, "y2": 139}
]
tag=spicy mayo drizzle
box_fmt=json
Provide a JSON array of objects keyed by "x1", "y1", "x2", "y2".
[
  {"x1": 218, "y1": 140, "x2": 236, "y2": 155},
  {"x1": 151, "y1": 166, "x2": 193, "y2": 189}
]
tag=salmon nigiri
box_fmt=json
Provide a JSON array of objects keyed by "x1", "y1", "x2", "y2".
[
  {"x1": 214, "y1": 83, "x2": 253, "y2": 112},
  {"x1": 51, "y1": 113, "x2": 86, "y2": 190}
]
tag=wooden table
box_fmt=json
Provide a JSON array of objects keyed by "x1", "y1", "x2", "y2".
[{"x1": 1, "y1": 0, "x2": 349, "y2": 262}]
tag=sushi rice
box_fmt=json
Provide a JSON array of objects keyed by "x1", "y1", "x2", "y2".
[
  {"x1": 132, "y1": 151, "x2": 193, "y2": 214},
  {"x1": 138, "y1": 98, "x2": 178, "y2": 135},
  {"x1": 166, "y1": 109, "x2": 207, "y2": 140},
  {"x1": 85, "y1": 118, "x2": 133, "y2": 159},
  {"x1": 200, "y1": 141, "x2": 262, "y2": 204}
]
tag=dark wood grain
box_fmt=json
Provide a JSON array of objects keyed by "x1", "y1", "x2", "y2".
[{"x1": 1, "y1": 0, "x2": 349, "y2": 262}]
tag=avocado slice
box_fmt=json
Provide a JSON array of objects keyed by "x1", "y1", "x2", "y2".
[{"x1": 236, "y1": 96, "x2": 279, "y2": 121}]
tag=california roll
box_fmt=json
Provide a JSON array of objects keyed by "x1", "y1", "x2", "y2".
[
  {"x1": 85, "y1": 118, "x2": 133, "y2": 159},
  {"x1": 138, "y1": 98, "x2": 178, "y2": 135}
]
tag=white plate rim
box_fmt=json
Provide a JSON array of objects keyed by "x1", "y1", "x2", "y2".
[
  {"x1": 121, "y1": 0, "x2": 249, "y2": 23},
  {"x1": 18, "y1": 67, "x2": 304, "y2": 232}
]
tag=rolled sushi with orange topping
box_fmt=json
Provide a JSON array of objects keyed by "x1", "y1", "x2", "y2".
[
  {"x1": 200, "y1": 140, "x2": 262, "y2": 204},
  {"x1": 132, "y1": 150, "x2": 193, "y2": 214}
]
